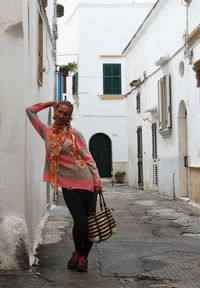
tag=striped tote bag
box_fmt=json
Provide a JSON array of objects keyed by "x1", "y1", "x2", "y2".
[{"x1": 88, "y1": 193, "x2": 116, "y2": 243}]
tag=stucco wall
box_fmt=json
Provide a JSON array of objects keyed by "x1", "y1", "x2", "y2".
[{"x1": 0, "y1": 0, "x2": 55, "y2": 269}]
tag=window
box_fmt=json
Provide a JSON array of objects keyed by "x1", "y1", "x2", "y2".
[
  {"x1": 72, "y1": 72, "x2": 78, "y2": 95},
  {"x1": 38, "y1": 13, "x2": 43, "y2": 87},
  {"x1": 158, "y1": 74, "x2": 172, "y2": 134},
  {"x1": 136, "y1": 92, "x2": 141, "y2": 113},
  {"x1": 103, "y1": 64, "x2": 121, "y2": 94}
]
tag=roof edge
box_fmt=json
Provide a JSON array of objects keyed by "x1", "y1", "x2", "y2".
[{"x1": 122, "y1": 0, "x2": 161, "y2": 55}]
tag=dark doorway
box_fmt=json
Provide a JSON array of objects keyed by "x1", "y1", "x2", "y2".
[
  {"x1": 152, "y1": 123, "x2": 158, "y2": 187},
  {"x1": 89, "y1": 133, "x2": 112, "y2": 178},
  {"x1": 137, "y1": 126, "x2": 143, "y2": 188}
]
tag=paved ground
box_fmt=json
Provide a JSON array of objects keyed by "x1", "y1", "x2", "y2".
[{"x1": 1, "y1": 184, "x2": 200, "y2": 288}]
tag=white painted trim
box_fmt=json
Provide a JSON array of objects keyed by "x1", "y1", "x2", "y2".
[
  {"x1": 100, "y1": 55, "x2": 124, "y2": 58},
  {"x1": 188, "y1": 165, "x2": 200, "y2": 168}
]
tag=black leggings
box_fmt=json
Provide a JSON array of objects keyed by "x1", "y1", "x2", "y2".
[{"x1": 62, "y1": 188, "x2": 94, "y2": 258}]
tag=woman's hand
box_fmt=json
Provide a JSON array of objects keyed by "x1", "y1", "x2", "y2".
[
  {"x1": 94, "y1": 186, "x2": 102, "y2": 194},
  {"x1": 42, "y1": 101, "x2": 59, "y2": 109}
]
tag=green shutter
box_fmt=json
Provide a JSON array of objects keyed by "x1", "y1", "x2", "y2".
[
  {"x1": 72, "y1": 72, "x2": 78, "y2": 95},
  {"x1": 112, "y1": 64, "x2": 121, "y2": 94},
  {"x1": 103, "y1": 64, "x2": 121, "y2": 95},
  {"x1": 103, "y1": 64, "x2": 112, "y2": 94}
]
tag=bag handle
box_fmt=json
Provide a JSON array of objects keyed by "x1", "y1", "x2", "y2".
[
  {"x1": 89, "y1": 193, "x2": 107, "y2": 216},
  {"x1": 89, "y1": 193, "x2": 97, "y2": 215}
]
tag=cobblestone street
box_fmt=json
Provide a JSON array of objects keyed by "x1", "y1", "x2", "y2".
[{"x1": 1, "y1": 184, "x2": 200, "y2": 288}]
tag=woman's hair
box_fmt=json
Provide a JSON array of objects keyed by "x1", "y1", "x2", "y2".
[{"x1": 57, "y1": 100, "x2": 74, "y2": 114}]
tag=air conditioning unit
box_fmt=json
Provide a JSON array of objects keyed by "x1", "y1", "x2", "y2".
[
  {"x1": 130, "y1": 79, "x2": 141, "y2": 87},
  {"x1": 155, "y1": 56, "x2": 169, "y2": 67}
]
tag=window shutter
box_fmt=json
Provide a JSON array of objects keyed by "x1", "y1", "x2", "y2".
[
  {"x1": 158, "y1": 79, "x2": 164, "y2": 130},
  {"x1": 103, "y1": 64, "x2": 112, "y2": 94},
  {"x1": 72, "y1": 72, "x2": 78, "y2": 95},
  {"x1": 113, "y1": 64, "x2": 121, "y2": 94},
  {"x1": 136, "y1": 92, "x2": 141, "y2": 113},
  {"x1": 165, "y1": 74, "x2": 172, "y2": 129}
]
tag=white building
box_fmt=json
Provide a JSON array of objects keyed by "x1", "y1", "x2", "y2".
[
  {"x1": 0, "y1": 0, "x2": 58, "y2": 269},
  {"x1": 124, "y1": 0, "x2": 200, "y2": 203},
  {"x1": 57, "y1": 0, "x2": 154, "y2": 179}
]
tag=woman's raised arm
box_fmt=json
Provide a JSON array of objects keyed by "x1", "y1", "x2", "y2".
[{"x1": 26, "y1": 101, "x2": 58, "y2": 139}]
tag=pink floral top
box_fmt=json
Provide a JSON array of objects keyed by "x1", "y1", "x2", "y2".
[{"x1": 26, "y1": 103, "x2": 102, "y2": 192}]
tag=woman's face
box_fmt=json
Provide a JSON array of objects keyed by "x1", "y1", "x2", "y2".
[{"x1": 54, "y1": 104, "x2": 72, "y2": 126}]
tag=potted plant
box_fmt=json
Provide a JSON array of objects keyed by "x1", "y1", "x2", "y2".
[
  {"x1": 114, "y1": 170, "x2": 126, "y2": 183},
  {"x1": 60, "y1": 62, "x2": 78, "y2": 77}
]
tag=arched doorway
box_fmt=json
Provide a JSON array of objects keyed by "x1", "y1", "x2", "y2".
[
  {"x1": 89, "y1": 133, "x2": 112, "y2": 178},
  {"x1": 178, "y1": 100, "x2": 188, "y2": 197}
]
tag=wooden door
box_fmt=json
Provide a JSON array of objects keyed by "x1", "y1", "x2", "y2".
[
  {"x1": 89, "y1": 133, "x2": 112, "y2": 178},
  {"x1": 137, "y1": 126, "x2": 143, "y2": 188},
  {"x1": 152, "y1": 123, "x2": 158, "y2": 187}
]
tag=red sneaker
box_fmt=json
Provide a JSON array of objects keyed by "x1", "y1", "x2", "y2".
[
  {"x1": 67, "y1": 251, "x2": 80, "y2": 270},
  {"x1": 77, "y1": 256, "x2": 88, "y2": 272}
]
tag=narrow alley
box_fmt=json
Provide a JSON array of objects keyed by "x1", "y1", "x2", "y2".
[
  {"x1": 1, "y1": 1, "x2": 200, "y2": 286},
  {"x1": 1, "y1": 184, "x2": 200, "y2": 288}
]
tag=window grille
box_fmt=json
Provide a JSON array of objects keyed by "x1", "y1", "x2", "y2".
[
  {"x1": 152, "y1": 123, "x2": 158, "y2": 186},
  {"x1": 137, "y1": 126, "x2": 143, "y2": 188},
  {"x1": 136, "y1": 92, "x2": 141, "y2": 113}
]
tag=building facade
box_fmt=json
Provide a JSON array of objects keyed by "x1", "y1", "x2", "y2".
[
  {"x1": 0, "y1": 0, "x2": 58, "y2": 269},
  {"x1": 57, "y1": 0, "x2": 154, "y2": 179},
  {"x1": 124, "y1": 0, "x2": 200, "y2": 202}
]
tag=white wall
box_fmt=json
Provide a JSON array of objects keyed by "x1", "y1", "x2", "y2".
[
  {"x1": 58, "y1": 0, "x2": 154, "y2": 174},
  {"x1": 57, "y1": 1, "x2": 79, "y2": 64},
  {"x1": 187, "y1": 0, "x2": 200, "y2": 167},
  {"x1": 0, "y1": 0, "x2": 56, "y2": 269},
  {"x1": 125, "y1": 0, "x2": 200, "y2": 198}
]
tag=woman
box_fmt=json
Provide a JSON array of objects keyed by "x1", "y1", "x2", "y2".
[{"x1": 26, "y1": 100, "x2": 102, "y2": 272}]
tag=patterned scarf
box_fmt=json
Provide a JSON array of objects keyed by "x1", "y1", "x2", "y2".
[{"x1": 49, "y1": 124, "x2": 87, "y2": 191}]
